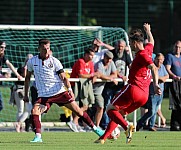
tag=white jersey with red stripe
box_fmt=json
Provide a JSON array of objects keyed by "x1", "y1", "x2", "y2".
[{"x1": 27, "y1": 55, "x2": 66, "y2": 97}]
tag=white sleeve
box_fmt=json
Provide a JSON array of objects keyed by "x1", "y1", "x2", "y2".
[{"x1": 53, "y1": 57, "x2": 63, "y2": 71}]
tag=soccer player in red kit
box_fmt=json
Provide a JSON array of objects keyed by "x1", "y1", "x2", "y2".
[{"x1": 95, "y1": 23, "x2": 161, "y2": 144}]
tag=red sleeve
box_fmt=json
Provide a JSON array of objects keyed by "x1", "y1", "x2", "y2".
[
  {"x1": 139, "y1": 44, "x2": 154, "y2": 67},
  {"x1": 79, "y1": 59, "x2": 85, "y2": 74},
  {"x1": 145, "y1": 43, "x2": 154, "y2": 54},
  {"x1": 70, "y1": 59, "x2": 81, "y2": 78}
]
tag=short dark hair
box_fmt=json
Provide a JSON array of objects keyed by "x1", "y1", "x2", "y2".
[
  {"x1": 84, "y1": 47, "x2": 95, "y2": 54},
  {"x1": 129, "y1": 28, "x2": 144, "y2": 42},
  {"x1": 0, "y1": 41, "x2": 5, "y2": 45},
  {"x1": 38, "y1": 39, "x2": 50, "y2": 46}
]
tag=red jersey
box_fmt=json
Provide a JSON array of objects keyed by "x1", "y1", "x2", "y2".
[
  {"x1": 128, "y1": 43, "x2": 153, "y2": 93},
  {"x1": 71, "y1": 58, "x2": 94, "y2": 78}
]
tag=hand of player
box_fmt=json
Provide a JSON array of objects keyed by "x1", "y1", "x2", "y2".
[
  {"x1": 143, "y1": 23, "x2": 151, "y2": 33},
  {"x1": 154, "y1": 85, "x2": 162, "y2": 95}
]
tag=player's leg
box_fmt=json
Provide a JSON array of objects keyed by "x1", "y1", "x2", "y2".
[
  {"x1": 136, "y1": 95, "x2": 153, "y2": 131},
  {"x1": 65, "y1": 101, "x2": 104, "y2": 136},
  {"x1": 95, "y1": 120, "x2": 118, "y2": 144},
  {"x1": 123, "y1": 86, "x2": 149, "y2": 143},
  {"x1": 95, "y1": 84, "x2": 135, "y2": 144},
  {"x1": 30, "y1": 102, "x2": 49, "y2": 143}
]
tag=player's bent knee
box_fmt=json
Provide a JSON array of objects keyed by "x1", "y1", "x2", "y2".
[{"x1": 31, "y1": 105, "x2": 42, "y2": 115}]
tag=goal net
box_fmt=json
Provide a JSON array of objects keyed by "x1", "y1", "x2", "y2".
[{"x1": 0, "y1": 25, "x2": 129, "y2": 124}]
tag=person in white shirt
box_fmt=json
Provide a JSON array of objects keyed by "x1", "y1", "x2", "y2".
[{"x1": 92, "y1": 38, "x2": 114, "y2": 64}]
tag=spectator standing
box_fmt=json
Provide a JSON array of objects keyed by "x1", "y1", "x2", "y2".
[
  {"x1": 0, "y1": 41, "x2": 23, "y2": 111},
  {"x1": 113, "y1": 39, "x2": 132, "y2": 82},
  {"x1": 164, "y1": 40, "x2": 181, "y2": 131},
  {"x1": 95, "y1": 23, "x2": 161, "y2": 144},
  {"x1": 100, "y1": 39, "x2": 132, "y2": 129},
  {"x1": 92, "y1": 38, "x2": 114, "y2": 64},
  {"x1": 12, "y1": 65, "x2": 32, "y2": 132},
  {"x1": 80, "y1": 38, "x2": 114, "y2": 129},
  {"x1": 24, "y1": 39, "x2": 104, "y2": 142},
  {"x1": 136, "y1": 53, "x2": 169, "y2": 131},
  {"x1": 67, "y1": 47, "x2": 100, "y2": 132},
  {"x1": 93, "y1": 51, "x2": 117, "y2": 127}
]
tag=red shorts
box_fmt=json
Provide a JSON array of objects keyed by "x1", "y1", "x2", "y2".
[
  {"x1": 36, "y1": 91, "x2": 74, "y2": 112},
  {"x1": 111, "y1": 84, "x2": 148, "y2": 114}
]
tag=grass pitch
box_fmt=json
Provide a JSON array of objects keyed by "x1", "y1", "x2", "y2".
[{"x1": 0, "y1": 131, "x2": 180, "y2": 150}]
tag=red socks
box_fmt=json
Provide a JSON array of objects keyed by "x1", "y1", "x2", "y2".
[
  {"x1": 100, "y1": 109, "x2": 128, "y2": 140},
  {"x1": 80, "y1": 112, "x2": 94, "y2": 128},
  {"x1": 107, "y1": 109, "x2": 128, "y2": 130},
  {"x1": 32, "y1": 115, "x2": 41, "y2": 133}
]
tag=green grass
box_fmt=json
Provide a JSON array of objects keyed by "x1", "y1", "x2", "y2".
[{"x1": 0, "y1": 132, "x2": 180, "y2": 150}]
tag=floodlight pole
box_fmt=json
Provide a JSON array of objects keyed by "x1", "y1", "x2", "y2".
[
  {"x1": 30, "y1": 0, "x2": 34, "y2": 25},
  {"x1": 78, "y1": 0, "x2": 82, "y2": 26},
  {"x1": 169, "y1": 0, "x2": 174, "y2": 45},
  {"x1": 124, "y1": 0, "x2": 128, "y2": 32},
  {"x1": 30, "y1": 0, "x2": 35, "y2": 52}
]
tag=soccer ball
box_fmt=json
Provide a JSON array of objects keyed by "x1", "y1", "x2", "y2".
[{"x1": 108, "y1": 127, "x2": 121, "y2": 140}]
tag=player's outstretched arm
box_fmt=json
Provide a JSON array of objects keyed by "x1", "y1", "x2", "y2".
[
  {"x1": 148, "y1": 63, "x2": 161, "y2": 95},
  {"x1": 143, "y1": 23, "x2": 154, "y2": 46}
]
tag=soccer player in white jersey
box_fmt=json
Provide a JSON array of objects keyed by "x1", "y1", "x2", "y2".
[{"x1": 23, "y1": 39, "x2": 104, "y2": 142}]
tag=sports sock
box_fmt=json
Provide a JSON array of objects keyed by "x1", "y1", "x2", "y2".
[
  {"x1": 32, "y1": 115, "x2": 41, "y2": 133},
  {"x1": 99, "y1": 120, "x2": 118, "y2": 140},
  {"x1": 80, "y1": 112, "x2": 94, "y2": 128},
  {"x1": 36, "y1": 133, "x2": 41, "y2": 138},
  {"x1": 107, "y1": 109, "x2": 128, "y2": 130}
]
